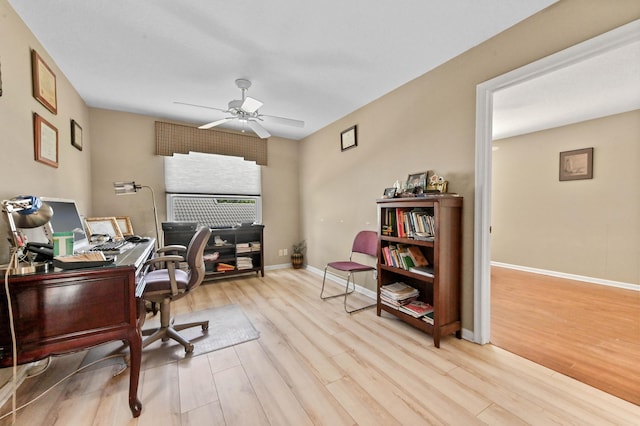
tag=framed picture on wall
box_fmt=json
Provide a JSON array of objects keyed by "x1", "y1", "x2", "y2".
[
  {"x1": 559, "y1": 147, "x2": 593, "y2": 181},
  {"x1": 31, "y1": 50, "x2": 57, "y2": 114},
  {"x1": 340, "y1": 125, "x2": 357, "y2": 151},
  {"x1": 71, "y1": 119, "x2": 83, "y2": 151},
  {"x1": 34, "y1": 113, "x2": 58, "y2": 168}
]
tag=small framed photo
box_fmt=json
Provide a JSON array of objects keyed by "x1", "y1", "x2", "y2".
[
  {"x1": 71, "y1": 119, "x2": 83, "y2": 151},
  {"x1": 383, "y1": 187, "x2": 396, "y2": 198},
  {"x1": 84, "y1": 217, "x2": 124, "y2": 241},
  {"x1": 406, "y1": 172, "x2": 428, "y2": 190},
  {"x1": 559, "y1": 148, "x2": 593, "y2": 181},
  {"x1": 341, "y1": 125, "x2": 357, "y2": 151},
  {"x1": 31, "y1": 50, "x2": 57, "y2": 114},
  {"x1": 34, "y1": 113, "x2": 58, "y2": 168},
  {"x1": 115, "y1": 216, "x2": 134, "y2": 236}
]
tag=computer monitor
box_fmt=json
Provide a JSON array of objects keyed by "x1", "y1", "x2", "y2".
[{"x1": 21, "y1": 197, "x2": 90, "y2": 251}]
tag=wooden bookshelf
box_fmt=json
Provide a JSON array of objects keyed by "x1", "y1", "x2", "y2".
[{"x1": 377, "y1": 195, "x2": 462, "y2": 347}]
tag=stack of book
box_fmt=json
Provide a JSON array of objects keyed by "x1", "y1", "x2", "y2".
[
  {"x1": 380, "y1": 282, "x2": 419, "y2": 309},
  {"x1": 399, "y1": 300, "x2": 434, "y2": 318},
  {"x1": 236, "y1": 256, "x2": 253, "y2": 270},
  {"x1": 236, "y1": 243, "x2": 251, "y2": 253}
]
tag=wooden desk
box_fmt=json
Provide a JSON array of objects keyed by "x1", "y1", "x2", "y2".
[{"x1": 0, "y1": 240, "x2": 155, "y2": 418}]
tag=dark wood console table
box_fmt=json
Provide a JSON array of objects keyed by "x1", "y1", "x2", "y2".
[{"x1": 0, "y1": 240, "x2": 155, "y2": 418}]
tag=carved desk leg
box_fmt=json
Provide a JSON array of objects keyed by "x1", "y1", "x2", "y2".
[{"x1": 127, "y1": 327, "x2": 143, "y2": 417}]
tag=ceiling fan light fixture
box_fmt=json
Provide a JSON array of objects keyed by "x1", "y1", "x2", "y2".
[{"x1": 241, "y1": 96, "x2": 263, "y2": 113}]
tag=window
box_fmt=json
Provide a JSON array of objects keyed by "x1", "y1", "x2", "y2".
[{"x1": 164, "y1": 152, "x2": 262, "y2": 227}]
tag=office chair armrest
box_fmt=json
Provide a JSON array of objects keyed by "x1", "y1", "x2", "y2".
[
  {"x1": 155, "y1": 245, "x2": 187, "y2": 255},
  {"x1": 145, "y1": 254, "x2": 184, "y2": 268}
]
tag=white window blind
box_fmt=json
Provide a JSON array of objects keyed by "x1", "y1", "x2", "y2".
[
  {"x1": 164, "y1": 152, "x2": 261, "y2": 195},
  {"x1": 164, "y1": 152, "x2": 262, "y2": 227}
]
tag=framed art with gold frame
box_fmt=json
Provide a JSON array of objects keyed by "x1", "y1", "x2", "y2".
[
  {"x1": 31, "y1": 50, "x2": 57, "y2": 114},
  {"x1": 84, "y1": 217, "x2": 124, "y2": 241},
  {"x1": 34, "y1": 113, "x2": 58, "y2": 168},
  {"x1": 115, "y1": 216, "x2": 134, "y2": 236}
]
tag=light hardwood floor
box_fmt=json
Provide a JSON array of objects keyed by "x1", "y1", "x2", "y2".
[
  {"x1": 1, "y1": 268, "x2": 639, "y2": 425},
  {"x1": 491, "y1": 265, "x2": 640, "y2": 406}
]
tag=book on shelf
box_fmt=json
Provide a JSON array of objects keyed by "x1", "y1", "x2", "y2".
[
  {"x1": 216, "y1": 262, "x2": 235, "y2": 272},
  {"x1": 409, "y1": 265, "x2": 434, "y2": 277},
  {"x1": 380, "y1": 293, "x2": 417, "y2": 308},
  {"x1": 421, "y1": 311, "x2": 435, "y2": 324},
  {"x1": 406, "y1": 246, "x2": 429, "y2": 267},
  {"x1": 398, "y1": 301, "x2": 434, "y2": 318}
]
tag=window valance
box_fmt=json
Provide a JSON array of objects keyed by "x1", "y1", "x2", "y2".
[{"x1": 155, "y1": 121, "x2": 268, "y2": 165}]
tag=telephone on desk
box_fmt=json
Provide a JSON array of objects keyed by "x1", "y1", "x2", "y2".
[{"x1": 26, "y1": 242, "x2": 54, "y2": 261}]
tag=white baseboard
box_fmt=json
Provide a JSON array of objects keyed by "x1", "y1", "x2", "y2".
[
  {"x1": 491, "y1": 262, "x2": 639, "y2": 292},
  {"x1": 264, "y1": 263, "x2": 291, "y2": 271}
]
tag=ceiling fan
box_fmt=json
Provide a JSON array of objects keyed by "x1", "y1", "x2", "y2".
[{"x1": 175, "y1": 78, "x2": 304, "y2": 139}]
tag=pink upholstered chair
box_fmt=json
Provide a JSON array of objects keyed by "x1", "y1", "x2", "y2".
[
  {"x1": 320, "y1": 230, "x2": 378, "y2": 314},
  {"x1": 141, "y1": 226, "x2": 212, "y2": 353}
]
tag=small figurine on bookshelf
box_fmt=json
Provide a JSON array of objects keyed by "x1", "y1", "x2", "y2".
[{"x1": 426, "y1": 172, "x2": 448, "y2": 193}]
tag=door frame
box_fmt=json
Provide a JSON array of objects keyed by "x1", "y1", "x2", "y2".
[{"x1": 473, "y1": 19, "x2": 640, "y2": 344}]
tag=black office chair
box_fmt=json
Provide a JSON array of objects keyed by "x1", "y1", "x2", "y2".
[
  {"x1": 320, "y1": 230, "x2": 378, "y2": 314},
  {"x1": 140, "y1": 226, "x2": 212, "y2": 353}
]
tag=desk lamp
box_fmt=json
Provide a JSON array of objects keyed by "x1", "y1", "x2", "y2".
[
  {"x1": 113, "y1": 182, "x2": 160, "y2": 248},
  {"x1": 1, "y1": 195, "x2": 53, "y2": 274}
]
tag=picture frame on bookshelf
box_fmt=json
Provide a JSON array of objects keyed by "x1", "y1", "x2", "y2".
[
  {"x1": 406, "y1": 172, "x2": 428, "y2": 190},
  {"x1": 383, "y1": 187, "x2": 396, "y2": 198},
  {"x1": 559, "y1": 147, "x2": 593, "y2": 181}
]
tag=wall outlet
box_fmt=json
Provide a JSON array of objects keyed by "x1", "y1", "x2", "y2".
[
  {"x1": 283, "y1": 248, "x2": 288, "y2": 256},
  {"x1": 278, "y1": 249, "x2": 283, "y2": 256}
]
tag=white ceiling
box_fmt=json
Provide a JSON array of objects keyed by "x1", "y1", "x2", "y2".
[
  {"x1": 9, "y1": 0, "x2": 559, "y2": 140},
  {"x1": 492, "y1": 38, "x2": 640, "y2": 140}
]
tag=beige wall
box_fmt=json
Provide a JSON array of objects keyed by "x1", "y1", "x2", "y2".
[
  {"x1": 492, "y1": 111, "x2": 640, "y2": 284},
  {"x1": 0, "y1": 0, "x2": 92, "y2": 264},
  {"x1": 88, "y1": 108, "x2": 300, "y2": 267},
  {"x1": 298, "y1": 1, "x2": 640, "y2": 331}
]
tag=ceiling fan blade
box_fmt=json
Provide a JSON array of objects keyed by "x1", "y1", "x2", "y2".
[
  {"x1": 199, "y1": 117, "x2": 233, "y2": 130},
  {"x1": 262, "y1": 114, "x2": 305, "y2": 128},
  {"x1": 247, "y1": 120, "x2": 271, "y2": 138},
  {"x1": 241, "y1": 96, "x2": 263, "y2": 113},
  {"x1": 174, "y1": 101, "x2": 228, "y2": 112}
]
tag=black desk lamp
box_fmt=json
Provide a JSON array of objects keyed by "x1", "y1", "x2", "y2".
[{"x1": 113, "y1": 182, "x2": 160, "y2": 248}]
